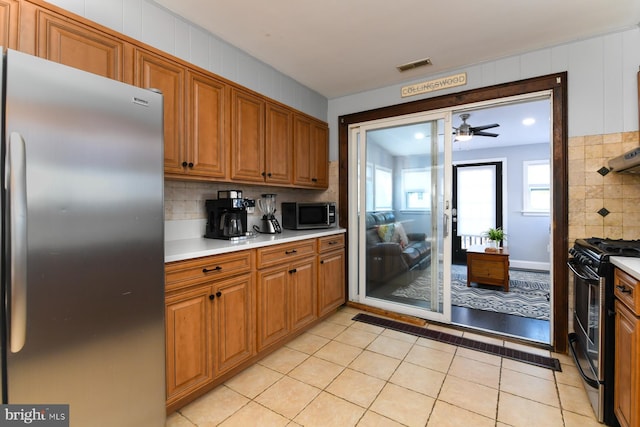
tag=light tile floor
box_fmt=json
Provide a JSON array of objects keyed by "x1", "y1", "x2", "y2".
[{"x1": 166, "y1": 306, "x2": 601, "y2": 427}]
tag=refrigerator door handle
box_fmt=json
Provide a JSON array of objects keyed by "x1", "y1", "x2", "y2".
[{"x1": 7, "y1": 132, "x2": 27, "y2": 353}]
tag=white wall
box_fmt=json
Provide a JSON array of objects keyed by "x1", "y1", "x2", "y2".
[
  {"x1": 44, "y1": 0, "x2": 329, "y2": 122},
  {"x1": 328, "y1": 26, "x2": 640, "y2": 160}
]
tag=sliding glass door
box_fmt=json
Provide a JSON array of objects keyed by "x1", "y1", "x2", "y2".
[{"x1": 349, "y1": 112, "x2": 452, "y2": 322}]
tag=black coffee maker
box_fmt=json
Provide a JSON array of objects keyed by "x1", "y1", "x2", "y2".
[{"x1": 205, "y1": 198, "x2": 248, "y2": 240}]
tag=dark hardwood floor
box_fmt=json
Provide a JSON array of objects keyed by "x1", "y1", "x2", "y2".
[{"x1": 451, "y1": 305, "x2": 550, "y2": 344}]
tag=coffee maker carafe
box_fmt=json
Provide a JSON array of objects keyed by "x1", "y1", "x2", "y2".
[
  {"x1": 253, "y1": 193, "x2": 281, "y2": 234},
  {"x1": 205, "y1": 198, "x2": 248, "y2": 240}
]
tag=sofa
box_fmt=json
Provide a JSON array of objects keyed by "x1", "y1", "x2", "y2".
[{"x1": 365, "y1": 212, "x2": 431, "y2": 291}]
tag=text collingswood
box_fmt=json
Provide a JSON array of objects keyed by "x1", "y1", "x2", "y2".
[{"x1": 401, "y1": 73, "x2": 467, "y2": 98}]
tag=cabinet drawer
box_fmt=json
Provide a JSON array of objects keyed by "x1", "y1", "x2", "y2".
[
  {"x1": 615, "y1": 268, "x2": 640, "y2": 316},
  {"x1": 166, "y1": 250, "x2": 253, "y2": 291},
  {"x1": 318, "y1": 234, "x2": 345, "y2": 253},
  {"x1": 256, "y1": 239, "x2": 317, "y2": 268},
  {"x1": 469, "y1": 259, "x2": 505, "y2": 280}
]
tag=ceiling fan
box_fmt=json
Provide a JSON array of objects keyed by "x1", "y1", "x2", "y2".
[{"x1": 454, "y1": 113, "x2": 500, "y2": 141}]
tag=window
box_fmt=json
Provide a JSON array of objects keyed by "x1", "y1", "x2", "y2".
[
  {"x1": 402, "y1": 168, "x2": 430, "y2": 210},
  {"x1": 523, "y1": 160, "x2": 550, "y2": 214},
  {"x1": 374, "y1": 165, "x2": 392, "y2": 210}
]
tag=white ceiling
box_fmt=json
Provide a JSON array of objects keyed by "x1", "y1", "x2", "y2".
[{"x1": 153, "y1": 0, "x2": 640, "y2": 99}]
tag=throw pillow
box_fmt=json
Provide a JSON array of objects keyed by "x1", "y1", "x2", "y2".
[
  {"x1": 377, "y1": 223, "x2": 395, "y2": 242},
  {"x1": 392, "y1": 222, "x2": 410, "y2": 248}
]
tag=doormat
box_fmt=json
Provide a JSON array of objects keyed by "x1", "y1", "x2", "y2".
[{"x1": 352, "y1": 313, "x2": 561, "y2": 371}]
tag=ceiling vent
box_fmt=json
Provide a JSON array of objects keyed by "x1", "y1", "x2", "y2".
[{"x1": 396, "y1": 57, "x2": 432, "y2": 72}]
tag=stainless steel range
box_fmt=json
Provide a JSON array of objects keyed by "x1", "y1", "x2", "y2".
[{"x1": 568, "y1": 238, "x2": 640, "y2": 426}]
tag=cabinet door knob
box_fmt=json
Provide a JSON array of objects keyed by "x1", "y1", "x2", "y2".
[
  {"x1": 312, "y1": 178, "x2": 318, "y2": 182},
  {"x1": 261, "y1": 171, "x2": 266, "y2": 177},
  {"x1": 216, "y1": 291, "x2": 222, "y2": 297},
  {"x1": 320, "y1": 260, "x2": 325, "y2": 264},
  {"x1": 188, "y1": 162, "x2": 194, "y2": 168},
  {"x1": 209, "y1": 294, "x2": 215, "y2": 300},
  {"x1": 267, "y1": 172, "x2": 272, "y2": 177},
  {"x1": 182, "y1": 161, "x2": 188, "y2": 167}
]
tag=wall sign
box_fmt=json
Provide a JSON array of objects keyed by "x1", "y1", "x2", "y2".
[{"x1": 401, "y1": 72, "x2": 467, "y2": 98}]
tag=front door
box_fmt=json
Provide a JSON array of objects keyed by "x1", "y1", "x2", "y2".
[
  {"x1": 349, "y1": 112, "x2": 452, "y2": 322},
  {"x1": 452, "y1": 162, "x2": 504, "y2": 264}
]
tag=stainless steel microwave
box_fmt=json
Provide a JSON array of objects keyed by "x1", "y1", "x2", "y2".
[{"x1": 282, "y1": 202, "x2": 336, "y2": 230}]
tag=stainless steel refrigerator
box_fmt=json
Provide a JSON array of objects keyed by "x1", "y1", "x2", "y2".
[{"x1": 0, "y1": 49, "x2": 166, "y2": 426}]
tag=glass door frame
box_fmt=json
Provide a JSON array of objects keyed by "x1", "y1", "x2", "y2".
[{"x1": 347, "y1": 111, "x2": 453, "y2": 323}]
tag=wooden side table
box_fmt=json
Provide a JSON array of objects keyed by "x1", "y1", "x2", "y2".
[{"x1": 466, "y1": 245, "x2": 510, "y2": 291}]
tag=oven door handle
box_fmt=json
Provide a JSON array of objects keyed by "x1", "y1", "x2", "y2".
[
  {"x1": 567, "y1": 259, "x2": 598, "y2": 282},
  {"x1": 568, "y1": 333, "x2": 602, "y2": 388}
]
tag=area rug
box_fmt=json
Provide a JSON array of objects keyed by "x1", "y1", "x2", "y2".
[{"x1": 390, "y1": 266, "x2": 551, "y2": 320}]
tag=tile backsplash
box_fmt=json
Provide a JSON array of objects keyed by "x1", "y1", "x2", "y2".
[
  {"x1": 165, "y1": 161, "x2": 339, "y2": 235},
  {"x1": 568, "y1": 131, "x2": 640, "y2": 243}
]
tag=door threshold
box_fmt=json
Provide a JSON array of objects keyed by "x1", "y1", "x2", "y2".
[{"x1": 352, "y1": 312, "x2": 560, "y2": 371}]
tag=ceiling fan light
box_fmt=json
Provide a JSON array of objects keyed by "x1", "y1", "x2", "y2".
[{"x1": 455, "y1": 127, "x2": 473, "y2": 141}]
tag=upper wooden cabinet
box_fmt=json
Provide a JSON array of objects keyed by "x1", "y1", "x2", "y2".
[
  {"x1": 294, "y1": 115, "x2": 329, "y2": 189},
  {"x1": 134, "y1": 51, "x2": 230, "y2": 179},
  {"x1": 185, "y1": 70, "x2": 229, "y2": 179},
  {"x1": 230, "y1": 87, "x2": 265, "y2": 183},
  {"x1": 134, "y1": 49, "x2": 185, "y2": 175},
  {"x1": 21, "y1": 3, "x2": 126, "y2": 80},
  {"x1": 11, "y1": 0, "x2": 329, "y2": 188},
  {"x1": 265, "y1": 102, "x2": 293, "y2": 185},
  {"x1": 0, "y1": 0, "x2": 19, "y2": 50}
]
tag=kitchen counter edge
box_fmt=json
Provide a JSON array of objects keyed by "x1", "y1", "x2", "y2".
[
  {"x1": 610, "y1": 256, "x2": 640, "y2": 279},
  {"x1": 165, "y1": 228, "x2": 346, "y2": 263}
]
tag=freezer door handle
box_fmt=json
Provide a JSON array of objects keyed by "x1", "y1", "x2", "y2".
[{"x1": 7, "y1": 132, "x2": 27, "y2": 353}]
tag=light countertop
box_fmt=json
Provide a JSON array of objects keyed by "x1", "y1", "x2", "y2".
[
  {"x1": 610, "y1": 256, "x2": 640, "y2": 279},
  {"x1": 165, "y1": 228, "x2": 346, "y2": 263}
]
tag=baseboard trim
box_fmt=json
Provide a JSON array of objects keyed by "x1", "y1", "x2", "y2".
[{"x1": 510, "y1": 259, "x2": 550, "y2": 271}]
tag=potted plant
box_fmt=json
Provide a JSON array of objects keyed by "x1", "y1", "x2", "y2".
[{"x1": 484, "y1": 227, "x2": 506, "y2": 250}]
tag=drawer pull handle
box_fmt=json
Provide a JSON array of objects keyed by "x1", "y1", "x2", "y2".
[
  {"x1": 203, "y1": 266, "x2": 222, "y2": 273},
  {"x1": 289, "y1": 268, "x2": 297, "y2": 274},
  {"x1": 285, "y1": 249, "x2": 297, "y2": 255},
  {"x1": 328, "y1": 241, "x2": 337, "y2": 245},
  {"x1": 616, "y1": 285, "x2": 632, "y2": 294}
]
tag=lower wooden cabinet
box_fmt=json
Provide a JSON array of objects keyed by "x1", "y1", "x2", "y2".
[
  {"x1": 165, "y1": 234, "x2": 345, "y2": 413},
  {"x1": 614, "y1": 267, "x2": 640, "y2": 427},
  {"x1": 615, "y1": 300, "x2": 638, "y2": 427},
  {"x1": 256, "y1": 254, "x2": 317, "y2": 352},
  {"x1": 318, "y1": 235, "x2": 346, "y2": 317},
  {"x1": 165, "y1": 273, "x2": 254, "y2": 409},
  {"x1": 165, "y1": 284, "x2": 213, "y2": 402},
  {"x1": 212, "y1": 273, "x2": 254, "y2": 377}
]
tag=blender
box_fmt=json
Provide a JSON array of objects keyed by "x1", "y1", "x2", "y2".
[{"x1": 254, "y1": 193, "x2": 281, "y2": 234}]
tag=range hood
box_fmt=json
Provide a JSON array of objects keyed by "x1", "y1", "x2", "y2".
[{"x1": 608, "y1": 147, "x2": 640, "y2": 174}]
